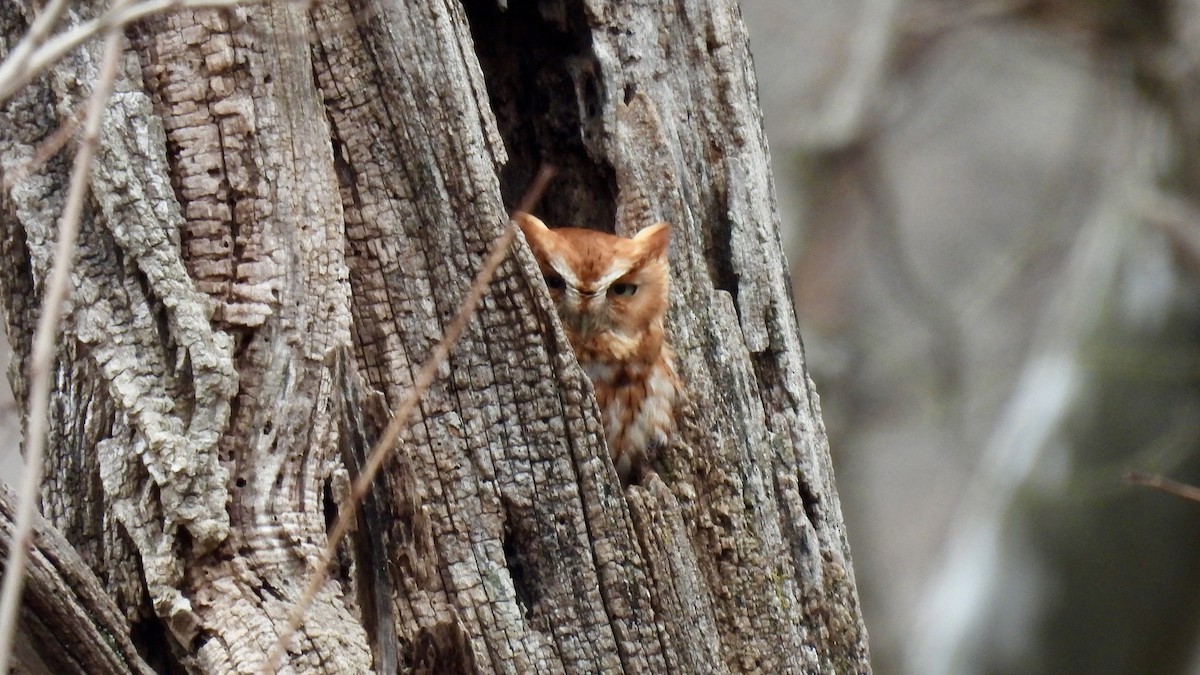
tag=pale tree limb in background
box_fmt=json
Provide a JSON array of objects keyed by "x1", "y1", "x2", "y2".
[
  {"x1": 908, "y1": 113, "x2": 1162, "y2": 675},
  {"x1": 807, "y1": 0, "x2": 900, "y2": 147},
  {"x1": 0, "y1": 0, "x2": 132, "y2": 669}
]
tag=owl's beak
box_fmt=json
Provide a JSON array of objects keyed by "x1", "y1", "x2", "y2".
[
  {"x1": 581, "y1": 291, "x2": 607, "y2": 316},
  {"x1": 562, "y1": 287, "x2": 606, "y2": 335}
]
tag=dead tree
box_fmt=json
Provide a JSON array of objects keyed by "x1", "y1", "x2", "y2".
[{"x1": 0, "y1": 0, "x2": 870, "y2": 672}]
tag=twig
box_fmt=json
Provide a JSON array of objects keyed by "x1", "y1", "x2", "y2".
[
  {"x1": 0, "y1": 0, "x2": 132, "y2": 669},
  {"x1": 1125, "y1": 470, "x2": 1200, "y2": 504},
  {"x1": 262, "y1": 166, "x2": 556, "y2": 672},
  {"x1": 1, "y1": 103, "x2": 85, "y2": 191},
  {"x1": 0, "y1": 0, "x2": 72, "y2": 103},
  {"x1": 0, "y1": 0, "x2": 252, "y2": 107}
]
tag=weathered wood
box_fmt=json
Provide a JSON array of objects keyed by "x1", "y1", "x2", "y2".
[
  {"x1": 0, "y1": 0, "x2": 869, "y2": 671},
  {"x1": 0, "y1": 484, "x2": 154, "y2": 675},
  {"x1": 464, "y1": 2, "x2": 869, "y2": 671}
]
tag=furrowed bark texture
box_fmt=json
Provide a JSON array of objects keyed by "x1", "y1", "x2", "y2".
[
  {"x1": 0, "y1": 0, "x2": 868, "y2": 672},
  {"x1": 0, "y1": 484, "x2": 154, "y2": 675}
]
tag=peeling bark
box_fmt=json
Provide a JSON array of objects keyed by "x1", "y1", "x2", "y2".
[{"x1": 0, "y1": 0, "x2": 868, "y2": 672}]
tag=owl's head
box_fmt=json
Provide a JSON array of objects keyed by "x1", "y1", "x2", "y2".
[{"x1": 516, "y1": 212, "x2": 671, "y2": 358}]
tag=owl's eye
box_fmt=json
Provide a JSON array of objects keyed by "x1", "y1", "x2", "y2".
[
  {"x1": 543, "y1": 274, "x2": 566, "y2": 291},
  {"x1": 610, "y1": 282, "x2": 638, "y2": 297}
]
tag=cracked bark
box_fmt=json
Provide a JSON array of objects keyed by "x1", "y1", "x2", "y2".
[{"x1": 0, "y1": 0, "x2": 869, "y2": 672}]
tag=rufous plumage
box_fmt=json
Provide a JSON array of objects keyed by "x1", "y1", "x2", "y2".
[{"x1": 517, "y1": 212, "x2": 682, "y2": 484}]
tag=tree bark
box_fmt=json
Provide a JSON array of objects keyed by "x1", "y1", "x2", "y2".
[
  {"x1": 0, "y1": 484, "x2": 153, "y2": 675},
  {"x1": 0, "y1": 0, "x2": 869, "y2": 672}
]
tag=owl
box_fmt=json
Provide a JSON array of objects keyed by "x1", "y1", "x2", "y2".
[{"x1": 516, "y1": 211, "x2": 682, "y2": 484}]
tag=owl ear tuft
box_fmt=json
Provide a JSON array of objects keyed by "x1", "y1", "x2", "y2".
[
  {"x1": 633, "y1": 222, "x2": 670, "y2": 260},
  {"x1": 514, "y1": 212, "x2": 555, "y2": 257},
  {"x1": 514, "y1": 211, "x2": 549, "y2": 236}
]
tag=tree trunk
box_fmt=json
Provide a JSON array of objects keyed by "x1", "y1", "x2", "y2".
[{"x1": 0, "y1": 0, "x2": 869, "y2": 672}]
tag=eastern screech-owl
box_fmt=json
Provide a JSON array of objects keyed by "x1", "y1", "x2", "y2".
[{"x1": 517, "y1": 212, "x2": 682, "y2": 484}]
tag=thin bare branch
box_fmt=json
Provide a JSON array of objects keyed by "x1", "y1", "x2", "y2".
[
  {"x1": 1, "y1": 103, "x2": 84, "y2": 191},
  {"x1": 512, "y1": 164, "x2": 558, "y2": 215},
  {"x1": 1125, "y1": 470, "x2": 1200, "y2": 504},
  {"x1": 0, "y1": 0, "x2": 72, "y2": 99},
  {"x1": 0, "y1": 0, "x2": 251, "y2": 107},
  {"x1": 262, "y1": 166, "x2": 557, "y2": 672},
  {"x1": 0, "y1": 0, "x2": 132, "y2": 668}
]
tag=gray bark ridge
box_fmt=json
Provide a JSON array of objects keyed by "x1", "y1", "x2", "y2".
[
  {"x1": 131, "y1": 2, "x2": 373, "y2": 670},
  {"x1": 0, "y1": 0, "x2": 237, "y2": 646}
]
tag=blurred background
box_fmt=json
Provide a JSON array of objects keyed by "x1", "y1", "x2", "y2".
[{"x1": 741, "y1": 0, "x2": 1200, "y2": 673}]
